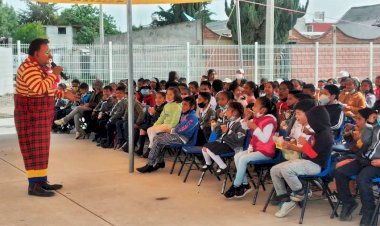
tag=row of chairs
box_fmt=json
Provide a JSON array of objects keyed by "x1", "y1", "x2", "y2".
[{"x1": 158, "y1": 124, "x2": 380, "y2": 225}]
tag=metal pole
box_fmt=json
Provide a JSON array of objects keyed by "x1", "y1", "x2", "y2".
[
  {"x1": 108, "y1": 41, "x2": 113, "y2": 83},
  {"x1": 17, "y1": 40, "x2": 21, "y2": 67},
  {"x1": 127, "y1": 0, "x2": 135, "y2": 173},
  {"x1": 370, "y1": 42, "x2": 373, "y2": 81},
  {"x1": 265, "y1": 0, "x2": 274, "y2": 81},
  {"x1": 254, "y1": 42, "x2": 258, "y2": 84},
  {"x1": 332, "y1": 25, "x2": 337, "y2": 79},
  {"x1": 315, "y1": 42, "x2": 319, "y2": 85},
  {"x1": 100, "y1": 4, "x2": 105, "y2": 44},
  {"x1": 186, "y1": 42, "x2": 190, "y2": 83},
  {"x1": 235, "y1": 0, "x2": 243, "y2": 69}
]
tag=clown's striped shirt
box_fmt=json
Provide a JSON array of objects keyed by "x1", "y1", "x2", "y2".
[{"x1": 15, "y1": 56, "x2": 63, "y2": 98}]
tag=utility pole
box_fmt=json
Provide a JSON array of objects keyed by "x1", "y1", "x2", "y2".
[
  {"x1": 99, "y1": 4, "x2": 105, "y2": 44},
  {"x1": 265, "y1": 0, "x2": 274, "y2": 81}
]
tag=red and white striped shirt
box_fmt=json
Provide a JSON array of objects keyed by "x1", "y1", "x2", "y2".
[{"x1": 15, "y1": 56, "x2": 63, "y2": 98}]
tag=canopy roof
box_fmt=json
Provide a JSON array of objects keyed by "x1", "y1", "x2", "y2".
[{"x1": 34, "y1": 0, "x2": 208, "y2": 4}]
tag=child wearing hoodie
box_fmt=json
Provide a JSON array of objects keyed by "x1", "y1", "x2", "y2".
[{"x1": 270, "y1": 104, "x2": 334, "y2": 218}]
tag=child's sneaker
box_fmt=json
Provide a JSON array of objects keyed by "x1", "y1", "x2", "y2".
[
  {"x1": 235, "y1": 184, "x2": 252, "y2": 198},
  {"x1": 275, "y1": 201, "x2": 296, "y2": 218},
  {"x1": 224, "y1": 185, "x2": 236, "y2": 199},
  {"x1": 290, "y1": 189, "x2": 312, "y2": 202}
]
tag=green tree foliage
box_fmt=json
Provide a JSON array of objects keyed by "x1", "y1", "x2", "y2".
[
  {"x1": 0, "y1": 1, "x2": 18, "y2": 38},
  {"x1": 59, "y1": 5, "x2": 119, "y2": 44},
  {"x1": 13, "y1": 22, "x2": 46, "y2": 44},
  {"x1": 18, "y1": 1, "x2": 59, "y2": 25},
  {"x1": 151, "y1": 3, "x2": 213, "y2": 27},
  {"x1": 225, "y1": 0, "x2": 308, "y2": 44}
]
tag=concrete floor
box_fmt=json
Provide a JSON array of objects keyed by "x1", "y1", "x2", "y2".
[{"x1": 0, "y1": 133, "x2": 360, "y2": 226}]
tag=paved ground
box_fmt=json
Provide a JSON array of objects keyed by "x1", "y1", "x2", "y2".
[{"x1": 0, "y1": 132, "x2": 361, "y2": 226}]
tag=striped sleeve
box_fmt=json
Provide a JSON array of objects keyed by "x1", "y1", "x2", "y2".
[{"x1": 21, "y1": 65, "x2": 57, "y2": 95}]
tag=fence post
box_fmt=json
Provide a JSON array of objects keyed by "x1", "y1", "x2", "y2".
[
  {"x1": 17, "y1": 40, "x2": 21, "y2": 67},
  {"x1": 186, "y1": 42, "x2": 190, "y2": 83},
  {"x1": 315, "y1": 42, "x2": 319, "y2": 85},
  {"x1": 254, "y1": 42, "x2": 259, "y2": 84},
  {"x1": 108, "y1": 41, "x2": 113, "y2": 83},
  {"x1": 370, "y1": 42, "x2": 373, "y2": 81}
]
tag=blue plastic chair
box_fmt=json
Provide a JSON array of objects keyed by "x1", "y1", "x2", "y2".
[
  {"x1": 169, "y1": 124, "x2": 199, "y2": 175},
  {"x1": 197, "y1": 130, "x2": 251, "y2": 194},
  {"x1": 263, "y1": 155, "x2": 337, "y2": 224},
  {"x1": 178, "y1": 130, "x2": 221, "y2": 182},
  {"x1": 247, "y1": 149, "x2": 284, "y2": 205}
]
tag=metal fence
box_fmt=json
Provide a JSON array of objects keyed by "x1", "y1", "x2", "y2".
[{"x1": 1, "y1": 41, "x2": 379, "y2": 118}]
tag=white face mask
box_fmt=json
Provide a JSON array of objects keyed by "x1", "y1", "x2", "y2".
[
  {"x1": 236, "y1": 74, "x2": 244, "y2": 80},
  {"x1": 319, "y1": 94, "x2": 330, "y2": 105}
]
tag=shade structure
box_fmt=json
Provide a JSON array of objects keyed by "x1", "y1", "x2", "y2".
[
  {"x1": 33, "y1": 0, "x2": 209, "y2": 173},
  {"x1": 34, "y1": 0, "x2": 208, "y2": 4}
]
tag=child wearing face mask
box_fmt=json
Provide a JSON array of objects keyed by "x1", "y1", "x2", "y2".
[
  {"x1": 146, "y1": 87, "x2": 182, "y2": 156},
  {"x1": 224, "y1": 96, "x2": 277, "y2": 199},
  {"x1": 319, "y1": 85, "x2": 344, "y2": 140},
  {"x1": 196, "y1": 92, "x2": 217, "y2": 145},
  {"x1": 140, "y1": 85, "x2": 155, "y2": 107},
  {"x1": 215, "y1": 91, "x2": 233, "y2": 124},
  {"x1": 200, "y1": 101, "x2": 246, "y2": 175}
]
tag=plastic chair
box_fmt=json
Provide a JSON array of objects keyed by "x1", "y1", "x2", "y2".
[
  {"x1": 197, "y1": 130, "x2": 251, "y2": 194},
  {"x1": 179, "y1": 130, "x2": 221, "y2": 183},
  {"x1": 169, "y1": 124, "x2": 199, "y2": 175},
  {"x1": 247, "y1": 149, "x2": 284, "y2": 205},
  {"x1": 263, "y1": 155, "x2": 337, "y2": 224}
]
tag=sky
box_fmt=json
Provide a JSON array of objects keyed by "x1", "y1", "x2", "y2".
[{"x1": 3, "y1": 0, "x2": 380, "y2": 32}]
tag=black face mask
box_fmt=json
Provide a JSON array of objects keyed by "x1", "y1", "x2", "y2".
[
  {"x1": 198, "y1": 102, "x2": 206, "y2": 108},
  {"x1": 340, "y1": 86, "x2": 346, "y2": 91}
]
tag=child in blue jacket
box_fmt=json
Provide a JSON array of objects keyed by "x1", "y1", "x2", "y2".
[{"x1": 137, "y1": 96, "x2": 199, "y2": 173}]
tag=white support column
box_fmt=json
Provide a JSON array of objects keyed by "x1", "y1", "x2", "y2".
[
  {"x1": 332, "y1": 25, "x2": 337, "y2": 79},
  {"x1": 17, "y1": 40, "x2": 21, "y2": 67},
  {"x1": 127, "y1": 0, "x2": 135, "y2": 173},
  {"x1": 315, "y1": 42, "x2": 319, "y2": 85},
  {"x1": 254, "y1": 42, "x2": 259, "y2": 84},
  {"x1": 265, "y1": 0, "x2": 274, "y2": 81},
  {"x1": 108, "y1": 41, "x2": 113, "y2": 83},
  {"x1": 236, "y1": 0, "x2": 243, "y2": 69},
  {"x1": 99, "y1": 4, "x2": 105, "y2": 44},
  {"x1": 370, "y1": 42, "x2": 374, "y2": 81},
  {"x1": 186, "y1": 42, "x2": 190, "y2": 83}
]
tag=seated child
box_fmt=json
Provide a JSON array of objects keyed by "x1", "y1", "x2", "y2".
[
  {"x1": 224, "y1": 96, "x2": 277, "y2": 199},
  {"x1": 200, "y1": 101, "x2": 246, "y2": 175},
  {"x1": 270, "y1": 104, "x2": 333, "y2": 218},
  {"x1": 334, "y1": 109, "x2": 380, "y2": 225},
  {"x1": 196, "y1": 92, "x2": 217, "y2": 145},
  {"x1": 146, "y1": 87, "x2": 182, "y2": 156},
  {"x1": 137, "y1": 96, "x2": 199, "y2": 173},
  {"x1": 135, "y1": 92, "x2": 167, "y2": 157}
]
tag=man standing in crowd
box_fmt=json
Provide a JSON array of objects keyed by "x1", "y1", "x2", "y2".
[{"x1": 14, "y1": 38, "x2": 77, "y2": 197}]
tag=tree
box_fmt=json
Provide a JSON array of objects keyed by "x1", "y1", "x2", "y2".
[
  {"x1": 18, "y1": 1, "x2": 58, "y2": 25},
  {"x1": 13, "y1": 22, "x2": 46, "y2": 44},
  {"x1": 225, "y1": 0, "x2": 308, "y2": 44},
  {"x1": 0, "y1": 1, "x2": 18, "y2": 38},
  {"x1": 151, "y1": 3, "x2": 213, "y2": 27},
  {"x1": 59, "y1": 5, "x2": 119, "y2": 44}
]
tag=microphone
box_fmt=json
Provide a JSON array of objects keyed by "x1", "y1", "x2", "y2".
[{"x1": 51, "y1": 62, "x2": 69, "y2": 80}]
